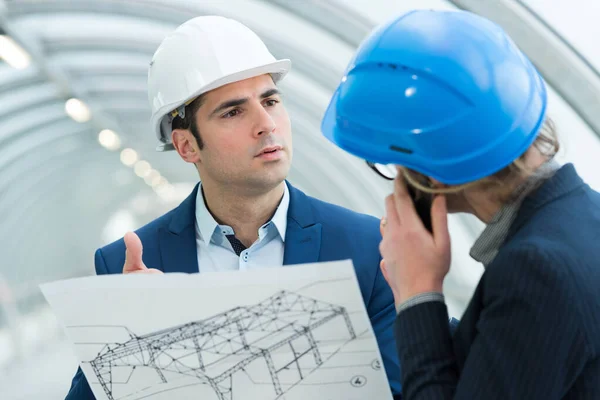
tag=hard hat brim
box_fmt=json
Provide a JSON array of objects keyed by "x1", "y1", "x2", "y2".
[{"x1": 321, "y1": 84, "x2": 547, "y2": 186}]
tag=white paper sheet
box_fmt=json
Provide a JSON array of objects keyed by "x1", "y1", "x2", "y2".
[{"x1": 41, "y1": 260, "x2": 393, "y2": 400}]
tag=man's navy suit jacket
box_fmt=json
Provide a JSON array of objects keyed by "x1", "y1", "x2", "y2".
[{"x1": 65, "y1": 181, "x2": 401, "y2": 399}]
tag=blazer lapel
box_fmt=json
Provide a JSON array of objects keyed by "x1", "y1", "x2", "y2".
[
  {"x1": 158, "y1": 183, "x2": 199, "y2": 274},
  {"x1": 283, "y1": 181, "x2": 322, "y2": 265},
  {"x1": 509, "y1": 163, "x2": 584, "y2": 237}
]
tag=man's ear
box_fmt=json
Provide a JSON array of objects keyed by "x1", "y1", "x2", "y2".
[{"x1": 172, "y1": 129, "x2": 201, "y2": 163}]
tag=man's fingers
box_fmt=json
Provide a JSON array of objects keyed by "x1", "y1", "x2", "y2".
[
  {"x1": 123, "y1": 231, "x2": 146, "y2": 273},
  {"x1": 123, "y1": 232, "x2": 162, "y2": 275},
  {"x1": 431, "y1": 195, "x2": 451, "y2": 253},
  {"x1": 127, "y1": 268, "x2": 163, "y2": 275}
]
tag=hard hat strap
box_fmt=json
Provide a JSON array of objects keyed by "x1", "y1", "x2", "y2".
[{"x1": 169, "y1": 96, "x2": 197, "y2": 120}]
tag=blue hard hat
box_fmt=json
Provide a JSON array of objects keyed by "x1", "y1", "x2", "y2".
[{"x1": 321, "y1": 10, "x2": 547, "y2": 185}]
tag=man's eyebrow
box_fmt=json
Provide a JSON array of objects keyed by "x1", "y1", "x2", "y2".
[
  {"x1": 209, "y1": 97, "x2": 248, "y2": 118},
  {"x1": 260, "y1": 88, "x2": 280, "y2": 99},
  {"x1": 208, "y1": 88, "x2": 281, "y2": 118}
]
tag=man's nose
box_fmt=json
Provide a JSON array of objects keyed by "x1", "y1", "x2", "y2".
[{"x1": 254, "y1": 105, "x2": 277, "y2": 137}]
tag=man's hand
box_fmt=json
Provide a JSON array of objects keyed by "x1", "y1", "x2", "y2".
[{"x1": 123, "y1": 232, "x2": 163, "y2": 274}]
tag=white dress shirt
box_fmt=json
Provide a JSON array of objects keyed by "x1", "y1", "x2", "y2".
[{"x1": 194, "y1": 184, "x2": 289, "y2": 272}]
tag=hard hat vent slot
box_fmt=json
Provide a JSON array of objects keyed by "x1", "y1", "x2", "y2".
[
  {"x1": 376, "y1": 63, "x2": 407, "y2": 70},
  {"x1": 390, "y1": 145, "x2": 413, "y2": 154}
]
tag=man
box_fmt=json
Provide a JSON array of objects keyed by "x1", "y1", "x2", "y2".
[{"x1": 65, "y1": 16, "x2": 401, "y2": 399}]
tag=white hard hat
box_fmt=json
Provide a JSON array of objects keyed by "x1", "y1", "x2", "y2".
[{"x1": 148, "y1": 16, "x2": 291, "y2": 151}]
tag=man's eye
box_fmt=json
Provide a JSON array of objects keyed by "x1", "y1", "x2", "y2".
[
  {"x1": 222, "y1": 109, "x2": 241, "y2": 118},
  {"x1": 265, "y1": 99, "x2": 279, "y2": 107}
]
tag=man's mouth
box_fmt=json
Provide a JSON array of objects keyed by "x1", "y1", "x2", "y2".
[
  {"x1": 257, "y1": 146, "x2": 282, "y2": 156},
  {"x1": 256, "y1": 146, "x2": 284, "y2": 159}
]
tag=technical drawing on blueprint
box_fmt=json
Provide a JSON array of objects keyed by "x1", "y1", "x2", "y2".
[{"x1": 41, "y1": 260, "x2": 394, "y2": 400}]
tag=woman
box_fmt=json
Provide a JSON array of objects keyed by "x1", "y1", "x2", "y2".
[{"x1": 321, "y1": 9, "x2": 600, "y2": 400}]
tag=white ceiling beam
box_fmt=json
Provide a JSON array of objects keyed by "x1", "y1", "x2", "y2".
[{"x1": 0, "y1": 12, "x2": 140, "y2": 144}]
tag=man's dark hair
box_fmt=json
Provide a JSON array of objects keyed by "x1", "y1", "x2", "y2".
[{"x1": 171, "y1": 95, "x2": 206, "y2": 149}]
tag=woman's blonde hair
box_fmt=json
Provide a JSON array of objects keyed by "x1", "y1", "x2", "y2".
[{"x1": 403, "y1": 117, "x2": 560, "y2": 202}]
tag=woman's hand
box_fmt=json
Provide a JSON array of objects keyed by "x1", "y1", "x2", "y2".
[{"x1": 379, "y1": 172, "x2": 452, "y2": 306}]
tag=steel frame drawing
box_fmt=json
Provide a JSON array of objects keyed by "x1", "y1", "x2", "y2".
[{"x1": 87, "y1": 290, "x2": 356, "y2": 400}]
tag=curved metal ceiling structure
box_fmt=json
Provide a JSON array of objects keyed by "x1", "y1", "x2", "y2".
[
  {"x1": 0, "y1": 0, "x2": 389, "y2": 293},
  {"x1": 1, "y1": 3, "x2": 600, "y2": 383}
]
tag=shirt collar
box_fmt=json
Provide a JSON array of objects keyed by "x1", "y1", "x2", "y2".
[
  {"x1": 271, "y1": 183, "x2": 289, "y2": 241},
  {"x1": 195, "y1": 183, "x2": 289, "y2": 243},
  {"x1": 469, "y1": 160, "x2": 560, "y2": 266}
]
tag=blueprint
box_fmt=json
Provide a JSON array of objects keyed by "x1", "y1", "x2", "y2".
[{"x1": 41, "y1": 260, "x2": 393, "y2": 400}]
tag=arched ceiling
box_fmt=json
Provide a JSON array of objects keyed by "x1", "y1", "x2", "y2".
[
  {"x1": 1, "y1": 0, "x2": 599, "y2": 317},
  {"x1": 0, "y1": 0, "x2": 394, "y2": 298}
]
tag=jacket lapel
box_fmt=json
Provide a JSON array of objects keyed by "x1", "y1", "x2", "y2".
[
  {"x1": 283, "y1": 181, "x2": 322, "y2": 265},
  {"x1": 157, "y1": 181, "x2": 323, "y2": 270},
  {"x1": 509, "y1": 163, "x2": 584, "y2": 237},
  {"x1": 158, "y1": 183, "x2": 199, "y2": 274}
]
